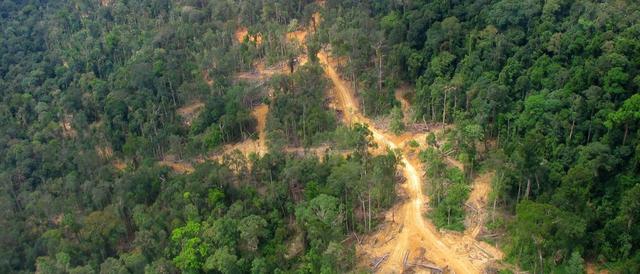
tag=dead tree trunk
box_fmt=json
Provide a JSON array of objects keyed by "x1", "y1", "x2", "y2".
[{"x1": 442, "y1": 88, "x2": 448, "y2": 126}]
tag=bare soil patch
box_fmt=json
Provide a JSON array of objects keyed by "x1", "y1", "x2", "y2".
[
  {"x1": 177, "y1": 101, "x2": 205, "y2": 126},
  {"x1": 235, "y1": 27, "x2": 262, "y2": 45}
]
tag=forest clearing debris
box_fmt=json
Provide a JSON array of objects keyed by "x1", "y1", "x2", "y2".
[
  {"x1": 474, "y1": 243, "x2": 493, "y2": 257},
  {"x1": 465, "y1": 173, "x2": 494, "y2": 239},
  {"x1": 403, "y1": 247, "x2": 448, "y2": 274},
  {"x1": 406, "y1": 122, "x2": 440, "y2": 132},
  {"x1": 353, "y1": 232, "x2": 362, "y2": 244},
  {"x1": 371, "y1": 253, "x2": 389, "y2": 271},
  {"x1": 446, "y1": 157, "x2": 464, "y2": 171},
  {"x1": 410, "y1": 262, "x2": 445, "y2": 273},
  {"x1": 402, "y1": 250, "x2": 410, "y2": 270}
]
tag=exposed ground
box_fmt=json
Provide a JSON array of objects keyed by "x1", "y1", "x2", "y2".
[
  {"x1": 254, "y1": 104, "x2": 268, "y2": 149},
  {"x1": 234, "y1": 27, "x2": 262, "y2": 45},
  {"x1": 287, "y1": 29, "x2": 307, "y2": 45},
  {"x1": 112, "y1": 160, "x2": 127, "y2": 171},
  {"x1": 465, "y1": 172, "x2": 494, "y2": 239},
  {"x1": 586, "y1": 263, "x2": 609, "y2": 274},
  {"x1": 177, "y1": 101, "x2": 205, "y2": 126},
  {"x1": 209, "y1": 104, "x2": 269, "y2": 161}
]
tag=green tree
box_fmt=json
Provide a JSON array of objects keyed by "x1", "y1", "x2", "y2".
[
  {"x1": 606, "y1": 94, "x2": 640, "y2": 145},
  {"x1": 510, "y1": 201, "x2": 586, "y2": 272},
  {"x1": 171, "y1": 221, "x2": 207, "y2": 273},
  {"x1": 389, "y1": 106, "x2": 405, "y2": 135},
  {"x1": 238, "y1": 215, "x2": 268, "y2": 253},
  {"x1": 204, "y1": 246, "x2": 239, "y2": 274},
  {"x1": 296, "y1": 194, "x2": 343, "y2": 247}
]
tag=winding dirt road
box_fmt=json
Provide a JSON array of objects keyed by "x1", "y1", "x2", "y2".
[
  {"x1": 319, "y1": 52, "x2": 475, "y2": 273},
  {"x1": 318, "y1": 50, "x2": 503, "y2": 273}
]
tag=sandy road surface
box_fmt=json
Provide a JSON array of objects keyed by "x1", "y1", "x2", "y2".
[{"x1": 318, "y1": 51, "x2": 486, "y2": 273}]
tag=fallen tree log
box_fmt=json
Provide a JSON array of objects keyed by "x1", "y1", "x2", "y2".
[
  {"x1": 353, "y1": 232, "x2": 362, "y2": 244},
  {"x1": 382, "y1": 235, "x2": 396, "y2": 245},
  {"x1": 465, "y1": 203, "x2": 479, "y2": 212},
  {"x1": 402, "y1": 250, "x2": 410, "y2": 270},
  {"x1": 411, "y1": 262, "x2": 444, "y2": 273},
  {"x1": 371, "y1": 253, "x2": 389, "y2": 270},
  {"x1": 474, "y1": 242, "x2": 493, "y2": 258}
]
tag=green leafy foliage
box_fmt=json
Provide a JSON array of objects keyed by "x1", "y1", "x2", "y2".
[
  {"x1": 0, "y1": 1, "x2": 387, "y2": 273},
  {"x1": 420, "y1": 146, "x2": 468, "y2": 231},
  {"x1": 319, "y1": 0, "x2": 640, "y2": 271},
  {"x1": 509, "y1": 201, "x2": 586, "y2": 272},
  {"x1": 3, "y1": 0, "x2": 640, "y2": 273},
  {"x1": 389, "y1": 106, "x2": 405, "y2": 135},
  {"x1": 267, "y1": 64, "x2": 336, "y2": 147}
]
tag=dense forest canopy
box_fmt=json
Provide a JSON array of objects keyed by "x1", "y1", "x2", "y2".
[
  {"x1": 318, "y1": 0, "x2": 640, "y2": 272},
  {"x1": 0, "y1": 0, "x2": 396, "y2": 272},
  {"x1": 1, "y1": 0, "x2": 639, "y2": 273}
]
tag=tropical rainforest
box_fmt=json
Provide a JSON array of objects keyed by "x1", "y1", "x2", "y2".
[{"x1": 1, "y1": 0, "x2": 639, "y2": 273}]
